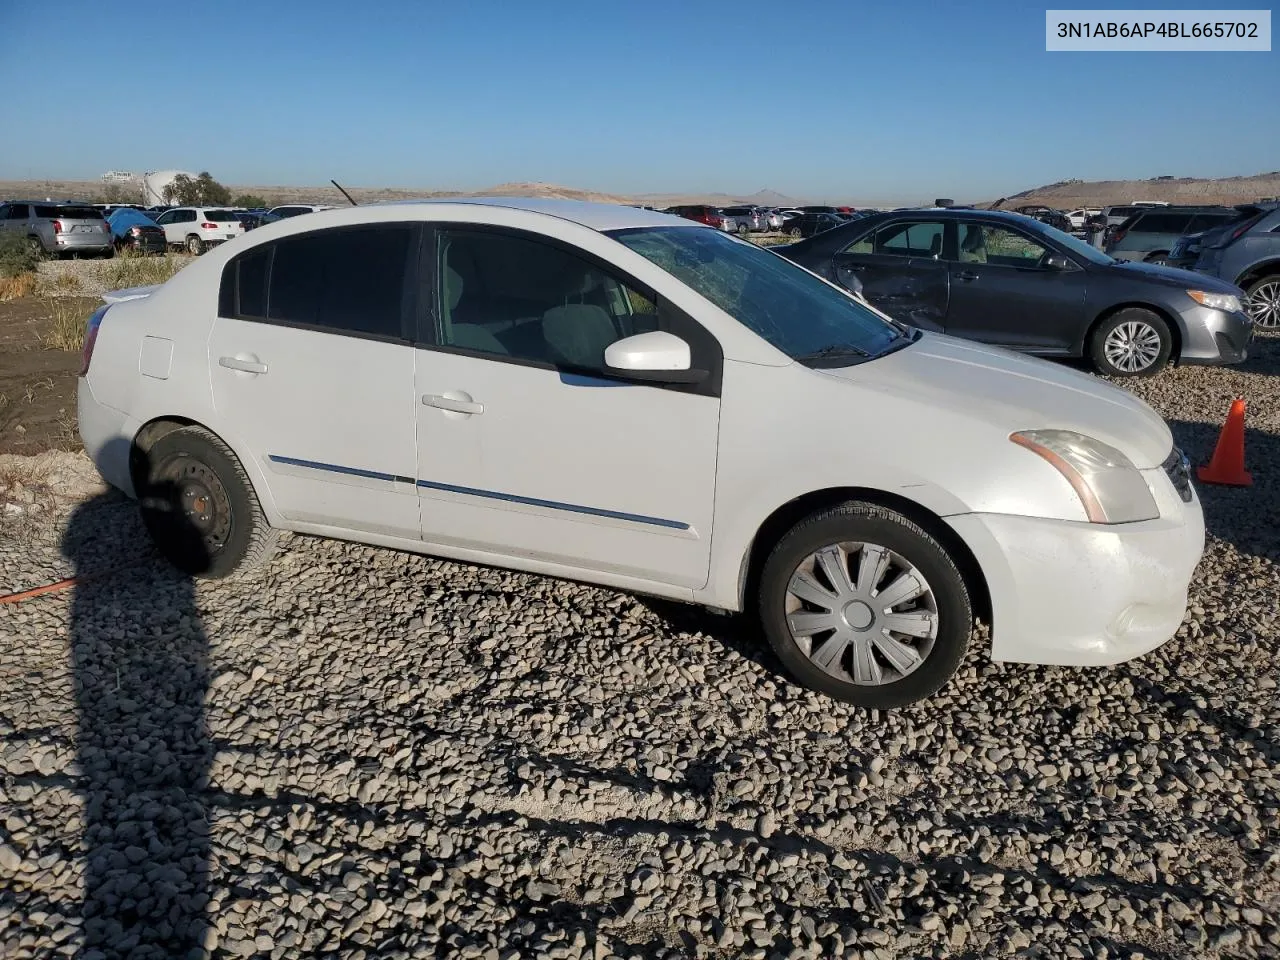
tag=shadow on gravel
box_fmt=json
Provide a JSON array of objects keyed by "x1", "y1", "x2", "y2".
[
  {"x1": 1168, "y1": 418, "x2": 1279, "y2": 564},
  {"x1": 63, "y1": 483, "x2": 213, "y2": 958}
]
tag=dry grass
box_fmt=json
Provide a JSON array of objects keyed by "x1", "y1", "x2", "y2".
[
  {"x1": 0, "y1": 272, "x2": 37, "y2": 301},
  {"x1": 100, "y1": 252, "x2": 188, "y2": 290},
  {"x1": 40, "y1": 299, "x2": 88, "y2": 352}
]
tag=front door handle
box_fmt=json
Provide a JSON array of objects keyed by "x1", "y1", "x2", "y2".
[
  {"x1": 955, "y1": 270, "x2": 979, "y2": 281},
  {"x1": 423, "y1": 394, "x2": 483, "y2": 415},
  {"x1": 218, "y1": 355, "x2": 268, "y2": 374}
]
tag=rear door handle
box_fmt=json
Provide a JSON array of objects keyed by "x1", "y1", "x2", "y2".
[
  {"x1": 218, "y1": 355, "x2": 268, "y2": 374},
  {"x1": 955, "y1": 271, "x2": 979, "y2": 281},
  {"x1": 423, "y1": 394, "x2": 483, "y2": 415}
]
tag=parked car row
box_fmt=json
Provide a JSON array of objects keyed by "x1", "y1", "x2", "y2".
[
  {"x1": 1, "y1": 197, "x2": 341, "y2": 258},
  {"x1": 663, "y1": 204, "x2": 880, "y2": 237}
]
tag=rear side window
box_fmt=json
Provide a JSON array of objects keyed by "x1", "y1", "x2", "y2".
[
  {"x1": 221, "y1": 226, "x2": 414, "y2": 339},
  {"x1": 1131, "y1": 213, "x2": 1193, "y2": 233},
  {"x1": 843, "y1": 221, "x2": 944, "y2": 258},
  {"x1": 34, "y1": 206, "x2": 58, "y2": 218},
  {"x1": 1187, "y1": 212, "x2": 1235, "y2": 232}
]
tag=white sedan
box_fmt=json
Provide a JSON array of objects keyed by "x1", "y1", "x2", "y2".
[{"x1": 76, "y1": 199, "x2": 1205, "y2": 708}]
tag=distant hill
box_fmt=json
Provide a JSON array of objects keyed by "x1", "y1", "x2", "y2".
[{"x1": 992, "y1": 173, "x2": 1280, "y2": 210}]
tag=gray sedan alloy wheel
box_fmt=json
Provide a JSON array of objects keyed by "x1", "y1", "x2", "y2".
[
  {"x1": 784, "y1": 541, "x2": 938, "y2": 686},
  {"x1": 1103, "y1": 320, "x2": 1163, "y2": 373},
  {"x1": 1248, "y1": 278, "x2": 1280, "y2": 329}
]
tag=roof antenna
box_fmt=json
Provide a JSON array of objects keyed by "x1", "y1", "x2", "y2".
[{"x1": 331, "y1": 179, "x2": 358, "y2": 206}]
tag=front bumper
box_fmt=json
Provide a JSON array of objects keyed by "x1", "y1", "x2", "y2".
[
  {"x1": 1177, "y1": 304, "x2": 1253, "y2": 365},
  {"x1": 947, "y1": 467, "x2": 1205, "y2": 666}
]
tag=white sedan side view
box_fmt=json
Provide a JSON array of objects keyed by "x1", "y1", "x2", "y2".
[{"x1": 77, "y1": 199, "x2": 1205, "y2": 708}]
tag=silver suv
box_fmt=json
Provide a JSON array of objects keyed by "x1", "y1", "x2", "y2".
[{"x1": 0, "y1": 201, "x2": 114, "y2": 257}]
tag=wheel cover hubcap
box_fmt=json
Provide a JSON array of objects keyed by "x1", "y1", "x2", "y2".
[
  {"x1": 784, "y1": 541, "x2": 938, "y2": 686},
  {"x1": 1249, "y1": 280, "x2": 1280, "y2": 329},
  {"x1": 1103, "y1": 320, "x2": 1161, "y2": 372}
]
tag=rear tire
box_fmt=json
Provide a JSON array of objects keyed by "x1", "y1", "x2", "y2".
[
  {"x1": 137, "y1": 426, "x2": 278, "y2": 579},
  {"x1": 1143, "y1": 250, "x2": 1169, "y2": 265},
  {"x1": 788, "y1": 227, "x2": 801, "y2": 238},
  {"x1": 26, "y1": 236, "x2": 45, "y2": 259},
  {"x1": 1089, "y1": 308, "x2": 1172, "y2": 377},
  {"x1": 758, "y1": 501, "x2": 972, "y2": 708},
  {"x1": 186, "y1": 234, "x2": 205, "y2": 255}
]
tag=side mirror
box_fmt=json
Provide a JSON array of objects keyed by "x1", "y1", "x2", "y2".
[
  {"x1": 604, "y1": 331, "x2": 707, "y2": 384},
  {"x1": 1044, "y1": 254, "x2": 1073, "y2": 270}
]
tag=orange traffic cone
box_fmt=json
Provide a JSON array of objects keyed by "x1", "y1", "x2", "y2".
[{"x1": 1196, "y1": 398, "x2": 1253, "y2": 487}]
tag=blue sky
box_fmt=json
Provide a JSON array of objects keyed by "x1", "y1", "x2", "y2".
[{"x1": 1, "y1": 0, "x2": 1275, "y2": 202}]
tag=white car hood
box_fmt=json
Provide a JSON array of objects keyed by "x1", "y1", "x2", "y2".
[{"x1": 825, "y1": 333, "x2": 1173, "y2": 468}]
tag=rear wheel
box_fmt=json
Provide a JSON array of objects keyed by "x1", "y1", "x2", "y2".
[
  {"x1": 758, "y1": 502, "x2": 972, "y2": 708},
  {"x1": 736, "y1": 222, "x2": 749, "y2": 236},
  {"x1": 788, "y1": 227, "x2": 801, "y2": 238},
  {"x1": 1144, "y1": 250, "x2": 1169, "y2": 265},
  {"x1": 26, "y1": 236, "x2": 45, "y2": 258},
  {"x1": 1245, "y1": 275, "x2": 1280, "y2": 329},
  {"x1": 137, "y1": 426, "x2": 278, "y2": 578},
  {"x1": 186, "y1": 234, "x2": 205, "y2": 255},
  {"x1": 1090, "y1": 308, "x2": 1172, "y2": 377}
]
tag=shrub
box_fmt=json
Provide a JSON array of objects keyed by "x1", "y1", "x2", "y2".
[
  {"x1": 233, "y1": 194, "x2": 267, "y2": 209},
  {"x1": 41, "y1": 298, "x2": 87, "y2": 351},
  {"x1": 0, "y1": 272, "x2": 37, "y2": 301},
  {"x1": 100, "y1": 252, "x2": 190, "y2": 290},
  {"x1": 0, "y1": 232, "x2": 41, "y2": 279}
]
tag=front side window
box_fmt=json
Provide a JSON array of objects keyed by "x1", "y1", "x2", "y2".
[
  {"x1": 436, "y1": 229, "x2": 658, "y2": 370},
  {"x1": 957, "y1": 223, "x2": 1049, "y2": 267},
  {"x1": 843, "y1": 221, "x2": 944, "y2": 258},
  {"x1": 612, "y1": 227, "x2": 901, "y2": 362}
]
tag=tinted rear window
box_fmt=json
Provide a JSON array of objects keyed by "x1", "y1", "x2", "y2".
[
  {"x1": 204, "y1": 210, "x2": 238, "y2": 222},
  {"x1": 52, "y1": 206, "x2": 104, "y2": 220},
  {"x1": 267, "y1": 226, "x2": 413, "y2": 338},
  {"x1": 1132, "y1": 213, "x2": 1195, "y2": 233}
]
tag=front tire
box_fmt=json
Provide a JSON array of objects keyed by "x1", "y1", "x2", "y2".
[
  {"x1": 1090, "y1": 308, "x2": 1172, "y2": 377},
  {"x1": 1244, "y1": 274, "x2": 1280, "y2": 329},
  {"x1": 137, "y1": 426, "x2": 278, "y2": 579},
  {"x1": 758, "y1": 502, "x2": 972, "y2": 708}
]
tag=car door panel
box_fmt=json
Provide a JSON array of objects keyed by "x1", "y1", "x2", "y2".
[
  {"x1": 414, "y1": 225, "x2": 721, "y2": 590},
  {"x1": 208, "y1": 224, "x2": 421, "y2": 539},
  {"x1": 415, "y1": 353, "x2": 718, "y2": 587},
  {"x1": 947, "y1": 222, "x2": 1087, "y2": 352},
  {"x1": 830, "y1": 220, "x2": 950, "y2": 331}
]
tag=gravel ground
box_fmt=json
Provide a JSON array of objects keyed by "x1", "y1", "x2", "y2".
[{"x1": 1, "y1": 336, "x2": 1278, "y2": 960}]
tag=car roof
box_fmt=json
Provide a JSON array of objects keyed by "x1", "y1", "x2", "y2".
[{"x1": 368, "y1": 197, "x2": 692, "y2": 232}]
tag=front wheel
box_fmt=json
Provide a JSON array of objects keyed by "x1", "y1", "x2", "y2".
[
  {"x1": 758, "y1": 502, "x2": 972, "y2": 708},
  {"x1": 1245, "y1": 275, "x2": 1280, "y2": 329},
  {"x1": 137, "y1": 426, "x2": 278, "y2": 578},
  {"x1": 1090, "y1": 308, "x2": 1172, "y2": 377}
]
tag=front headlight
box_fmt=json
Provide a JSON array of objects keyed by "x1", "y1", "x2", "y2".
[
  {"x1": 1187, "y1": 290, "x2": 1243, "y2": 313},
  {"x1": 1010, "y1": 429, "x2": 1159, "y2": 524}
]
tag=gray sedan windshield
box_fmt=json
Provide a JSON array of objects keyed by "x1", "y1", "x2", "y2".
[{"x1": 609, "y1": 227, "x2": 901, "y2": 360}]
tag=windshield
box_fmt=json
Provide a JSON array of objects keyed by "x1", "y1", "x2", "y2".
[{"x1": 609, "y1": 226, "x2": 902, "y2": 361}]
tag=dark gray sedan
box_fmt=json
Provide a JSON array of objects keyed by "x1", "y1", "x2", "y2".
[{"x1": 776, "y1": 209, "x2": 1253, "y2": 377}]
